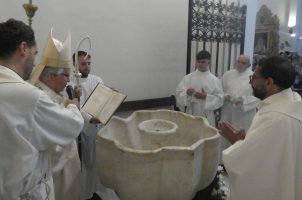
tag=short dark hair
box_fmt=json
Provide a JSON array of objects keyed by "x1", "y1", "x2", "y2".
[
  {"x1": 196, "y1": 50, "x2": 211, "y2": 60},
  {"x1": 72, "y1": 50, "x2": 91, "y2": 65},
  {"x1": 258, "y1": 56, "x2": 295, "y2": 89},
  {"x1": 0, "y1": 18, "x2": 35, "y2": 59}
]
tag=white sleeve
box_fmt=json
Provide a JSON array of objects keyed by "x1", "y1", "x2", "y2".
[
  {"x1": 176, "y1": 75, "x2": 190, "y2": 107},
  {"x1": 32, "y1": 92, "x2": 84, "y2": 150},
  {"x1": 221, "y1": 73, "x2": 228, "y2": 93},
  {"x1": 223, "y1": 113, "x2": 297, "y2": 199},
  {"x1": 204, "y1": 78, "x2": 224, "y2": 111},
  {"x1": 80, "y1": 109, "x2": 101, "y2": 136},
  {"x1": 240, "y1": 95, "x2": 260, "y2": 112}
]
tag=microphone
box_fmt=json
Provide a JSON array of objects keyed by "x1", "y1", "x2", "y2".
[{"x1": 66, "y1": 85, "x2": 74, "y2": 100}]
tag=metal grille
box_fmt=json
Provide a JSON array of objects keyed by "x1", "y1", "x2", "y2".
[{"x1": 186, "y1": 0, "x2": 247, "y2": 77}]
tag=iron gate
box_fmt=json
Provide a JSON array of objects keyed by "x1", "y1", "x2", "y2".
[{"x1": 186, "y1": 0, "x2": 247, "y2": 77}]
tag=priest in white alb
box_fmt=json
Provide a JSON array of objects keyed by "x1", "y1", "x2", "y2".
[
  {"x1": 71, "y1": 51, "x2": 119, "y2": 200},
  {"x1": 220, "y1": 55, "x2": 259, "y2": 149},
  {"x1": 0, "y1": 19, "x2": 83, "y2": 200},
  {"x1": 176, "y1": 50, "x2": 223, "y2": 126},
  {"x1": 219, "y1": 56, "x2": 302, "y2": 200}
]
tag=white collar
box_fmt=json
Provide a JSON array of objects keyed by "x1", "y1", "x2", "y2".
[
  {"x1": 0, "y1": 65, "x2": 24, "y2": 83},
  {"x1": 257, "y1": 88, "x2": 301, "y2": 110},
  {"x1": 195, "y1": 69, "x2": 210, "y2": 75}
]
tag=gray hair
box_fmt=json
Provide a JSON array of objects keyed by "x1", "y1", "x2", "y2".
[{"x1": 39, "y1": 67, "x2": 64, "y2": 81}]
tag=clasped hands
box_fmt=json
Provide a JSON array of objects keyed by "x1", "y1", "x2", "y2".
[
  {"x1": 224, "y1": 95, "x2": 244, "y2": 106},
  {"x1": 187, "y1": 88, "x2": 207, "y2": 99},
  {"x1": 218, "y1": 121, "x2": 246, "y2": 144}
]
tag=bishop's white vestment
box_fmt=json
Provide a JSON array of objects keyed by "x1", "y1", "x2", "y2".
[
  {"x1": 36, "y1": 80, "x2": 82, "y2": 200},
  {"x1": 223, "y1": 89, "x2": 302, "y2": 200},
  {"x1": 176, "y1": 70, "x2": 223, "y2": 126}
]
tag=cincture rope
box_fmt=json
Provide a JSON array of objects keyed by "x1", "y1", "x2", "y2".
[{"x1": 19, "y1": 177, "x2": 51, "y2": 200}]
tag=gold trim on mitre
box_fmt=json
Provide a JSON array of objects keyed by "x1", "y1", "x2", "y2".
[{"x1": 29, "y1": 28, "x2": 72, "y2": 85}]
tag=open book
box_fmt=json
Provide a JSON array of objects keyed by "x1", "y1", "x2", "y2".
[{"x1": 82, "y1": 83, "x2": 126, "y2": 124}]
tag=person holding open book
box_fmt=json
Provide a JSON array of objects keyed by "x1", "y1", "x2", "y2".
[{"x1": 71, "y1": 51, "x2": 119, "y2": 200}]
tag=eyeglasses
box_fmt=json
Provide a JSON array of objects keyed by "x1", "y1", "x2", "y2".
[{"x1": 80, "y1": 61, "x2": 91, "y2": 65}]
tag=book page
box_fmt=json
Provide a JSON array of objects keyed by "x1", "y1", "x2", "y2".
[
  {"x1": 99, "y1": 91, "x2": 126, "y2": 124},
  {"x1": 82, "y1": 84, "x2": 112, "y2": 116},
  {"x1": 82, "y1": 84, "x2": 126, "y2": 124}
]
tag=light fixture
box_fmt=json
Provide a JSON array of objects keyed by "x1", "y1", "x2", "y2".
[
  {"x1": 288, "y1": 15, "x2": 296, "y2": 27},
  {"x1": 288, "y1": 15, "x2": 296, "y2": 35},
  {"x1": 23, "y1": 0, "x2": 38, "y2": 27}
]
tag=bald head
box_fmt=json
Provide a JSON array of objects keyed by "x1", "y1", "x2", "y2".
[{"x1": 236, "y1": 55, "x2": 251, "y2": 73}]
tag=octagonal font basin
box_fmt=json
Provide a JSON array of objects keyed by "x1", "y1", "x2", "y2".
[{"x1": 96, "y1": 110, "x2": 220, "y2": 200}]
